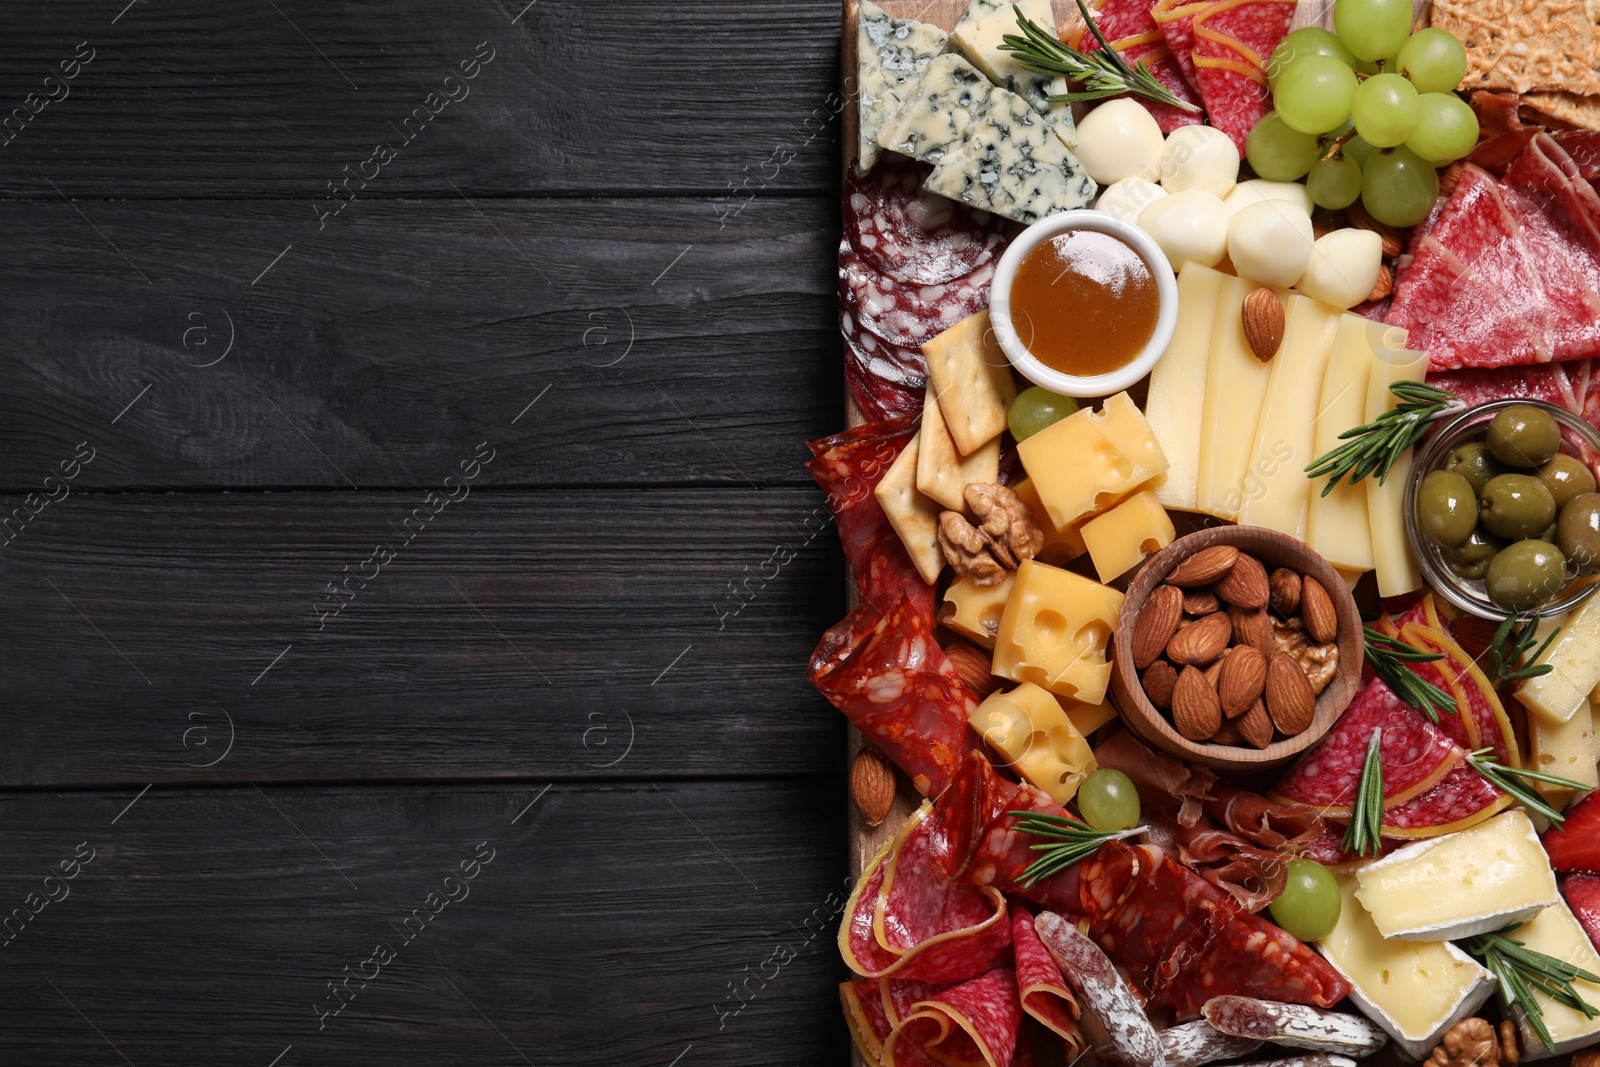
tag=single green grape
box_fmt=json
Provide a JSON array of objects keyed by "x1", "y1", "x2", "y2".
[
  {"x1": 1007, "y1": 386, "x2": 1078, "y2": 442},
  {"x1": 1077, "y1": 768, "x2": 1141, "y2": 832},
  {"x1": 1361, "y1": 146, "x2": 1439, "y2": 227},
  {"x1": 1275, "y1": 56, "x2": 1360, "y2": 134},
  {"x1": 1352, "y1": 73, "x2": 1421, "y2": 148},
  {"x1": 1307, "y1": 155, "x2": 1364, "y2": 209},
  {"x1": 1343, "y1": 133, "x2": 1377, "y2": 168},
  {"x1": 1245, "y1": 111, "x2": 1323, "y2": 181},
  {"x1": 1269, "y1": 28, "x2": 1359, "y2": 87},
  {"x1": 1396, "y1": 27, "x2": 1468, "y2": 92},
  {"x1": 1268, "y1": 859, "x2": 1342, "y2": 941},
  {"x1": 1334, "y1": 0, "x2": 1413, "y2": 61},
  {"x1": 1405, "y1": 93, "x2": 1480, "y2": 163}
]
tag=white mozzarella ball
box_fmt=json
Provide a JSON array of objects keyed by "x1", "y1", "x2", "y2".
[
  {"x1": 1294, "y1": 229, "x2": 1384, "y2": 309},
  {"x1": 1223, "y1": 178, "x2": 1315, "y2": 218},
  {"x1": 1075, "y1": 99, "x2": 1165, "y2": 185},
  {"x1": 1159, "y1": 125, "x2": 1240, "y2": 198},
  {"x1": 1137, "y1": 189, "x2": 1229, "y2": 271},
  {"x1": 1096, "y1": 177, "x2": 1168, "y2": 223},
  {"x1": 1226, "y1": 200, "x2": 1316, "y2": 287}
]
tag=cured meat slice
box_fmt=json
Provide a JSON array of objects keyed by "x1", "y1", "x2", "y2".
[
  {"x1": 1161, "y1": 1019, "x2": 1265, "y2": 1067},
  {"x1": 1072, "y1": 0, "x2": 1206, "y2": 132},
  {"x1": 845, "y1": 159, "x2": 1009, "y2": 286},
  {"x1": 1201, "y1": 996, "x2": 1389, "y2": 1056},
  {"x1": 1034, "y1": 912, "x2": 1164, "y2": 1067},
  {"x1": 1270, "y1": 677, "x2": 1462, "y2": 815},
  {"x1": 811, "y1": 593, "x2": 976, "y2": 797},
  {"x1": 1010, "y1": 903, "x2": 1087, "y2": 1055},
  {"x1": 1564, "y1": 873, "x2": 1600, "y2": 954},
  {"x1": 807, "y1": 416, "x2": 931, "y2": 618},
  {"x1": 882, "y1": 968, "x2": 1023, "y2": 1067},
  {"x1": 1190, "y1": 0, "x2": 1297, "y2": 153},
  {"x1": 1557, "y1": 130, "x2": 1600, "y2": 184},
  {"x1": 1173, "y1": 819, "x2": 1290, "y2": 912},
  {"x1": 843, "y1": 309, "x2": 928, "y2": 422},
  {"x1": 840, "y1": 236, "x2": 995, "y2": 349},
  {"x1": 840, "y1": 804, "x2": 1011, "y2": 982},
  {"x1": 1501, "y1": 136, "x2": 1600, "y2": 361},
  {"x1": 1379, "y1": 758, "x2": 1509, "y2": 838},
  {"x1": 1298, "y1": 824, "x2": 1395, "y2": 868},
  {"x1": 1395, "y1": 621, "x2": 1519, "y2": 765},
  {"x1": 842, "y1": 978, "x2": 895, "y2": 1063},
  {"x1": 1202, "y1": 784, "x2": 1322, "y2": 851},
  {"x1": 1151, "y1": 0, "x2": 1212, "y2": 94},
  {"x1": 1428, "y1": 362, "x2": 1586, "y2": 415}
]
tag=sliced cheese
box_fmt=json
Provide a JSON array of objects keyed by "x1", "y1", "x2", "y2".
[
  {"x1": 874, "y1": 429, "x2": 945, "y2": 584},
  {"x1": 970, "y1": 682, "x2": 1098, "y2": 805},
  {"x1": 1081, "y1": 488, "x2": 1175, "y2": 583},
  {"x1": 940, "y1": 574, "x2": 1014, "y2": 649},
  {"x1": 1148, "y1": 263, "x2": 1227, "y2": 512},
  {"x1": 1307, "y1": 315, "x2": 1380, "y2": 574},
  {"x1": 1529, "y1": 695, "x2": 1599, "y2": 807},
  {"x1": 1236, "y1": 293, "x2": 1342, "y2": 539},
  {"x1": 1012, "y1": 478, "x2": 1086, "y2": 565},
  {"x1": 949, "y1": 0, "x2": 1076, "y2": 148},
  {"x1": 991, "y1": 559, "x2": 1123, "y2": 705},
  {"x1": 1317, "y1": 875, "x2": 1496, "y2": 1060},
  {"x1": 922, "y1": 310, "x2": 1016, "y2": 456},
  {"x1": 856, "y1": 1, "x2": 949, "y2": 172},
  {"x1": 1195, "y1": 274, "x2": 1270, "y2": 519},
  {"x1": 1353, "y1": 809, "x2": 1559, "y2": 941},
  {"x1": 1016, "y1": 405, "x2": 1145, "y2": 531},
  {"x1": 1363, "y1": 335, "x2": 1426, "y2": 599},
  {"x1": 916, "y1": 382, "x2": 1000, "y2": 511},
  {"x1": 1521, "y1": 595, "x2": 1600, "y2": 725},
  {"x1": 1502, "y1": 898, "x2": 1600, "y2": 1059}
]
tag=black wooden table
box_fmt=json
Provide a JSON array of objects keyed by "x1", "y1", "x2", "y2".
[{"x1": 0, "y1": 2, "x2": 850, "y2": 1062}]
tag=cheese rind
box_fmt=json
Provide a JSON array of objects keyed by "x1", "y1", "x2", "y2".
[
  {"x1": 1501, "y1": 898, "x2": 1600, "y2": 1059},
  {"x1": 970, "y1": 682, "x2": 1098, "y2": 805},
  {"x1": 949, "y1": 0, "x2": 1076, "y2": 147},
  {"x1": 940, "y1": 574, "x2": 1014, "y2": 649},
  {"x1": 1081, "y1": 488, "x2": 1175, "y2": 583},
  {"x1": 925, "y1": 87, "x2": 1096, "y2": 223},
  {"x1": 1148, "y1": 264, "x2": 1226, "y2": 512},
  {"x1": 1195, "y1": 274, "x2": 1270, "y2": 519},
  {"x1": 1307, "y1": 315, "x2": 1379, "y2": 574},
  {"x1": 1353, "y1": 809, "x2": 1560, "y2": 941},
  {"x1": 916, "y1": 383, "x2": 1000, "y2": 511},
  {"x1": 856, "y1": 1, "x2": 948, "y2": 171},
  {"x1": 991, "y1": 559, "x2": 1123, "y2": 705},
  {"x1": 922, "y1": 310, "x2": 1016, "y2": 456},
  {"x1": 1363, "y1": 337, "x2": 1426, "y2": 598},
  {"x1": 1317, "y1": 876, "x2": 1496, "y2": 1059},
  {"x1": 1520, "y1": 595, "x2": 1600, "y2": 725}
]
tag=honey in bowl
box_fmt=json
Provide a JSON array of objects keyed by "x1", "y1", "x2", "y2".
[{"x1": 1009, "y1": 229, "x2": 1160, "y2": 378}]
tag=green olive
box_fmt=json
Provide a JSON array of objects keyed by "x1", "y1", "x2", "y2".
[
  {"x1": 1487, "y1": 405, "x2": 1562, "y2": 468},
  {"x1": 1415, "y1": 469, "x2": 1479, "y2": 548},
  {"x1": 1443, "y1": 528, "x2": 1505, "y2": 581},
  {"x1": 1480, "y1": 473, "x2": 1557, "y2": 540},
  {"x1": 1443, "y1": 441, "x2": 1505, "y2": 494},
  {"x1": 1538, "y1": 453, "x2": 1597, "y2": 509},
  {"x1": 1485, "y1": 539, "x2": 1569, "y2": 612},
  {"x1": 1558, "y1": 492, "x2": 1600, "y2": 575}
]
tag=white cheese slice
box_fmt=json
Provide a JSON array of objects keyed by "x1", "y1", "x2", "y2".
[
  {"x1": 1194, "y1": 273, "x2": 1268, "y2": 519},
  {"x1": 1501, "y1": 897, "x2": 1600, "y2": 1059},
  {"x1": 876, "y1": 53, "x2": 994, "y2": 166},
  {"x1": 950, "y1": 0, "x2": 1077, "y2": 147},
  {"x1": 1306, "y1": 314, "x2": 1381, "y2": 574},
  {"x1": 1363, "y1": 336, "x2": 1426, "y2": 598},
  {"x1": 925, "y1": 87, "x2": 1096, "y2": 223},
  {"x1": 1148, "y1": 263, "x2": 1226, "y2": 513},
  {"x1": 1317, "y1": 875, "x2": 1496, "y2": 1059},
  {"x1": 856, "y1": 1, "x2": 948, "y2": 171},
  {"x1": 1529, "y1": 695, "x2": 1599, "y2": 807},
  {"x1": 1521, "y1": 594, "x2": 1600, "y2": 725},
  {"x1": 1353, "y1": 809, "x2": 1560, "y2": 941}
]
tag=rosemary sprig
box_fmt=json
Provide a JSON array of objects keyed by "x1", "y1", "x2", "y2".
[
  {"x1": 1364, "y1": 627, "x2": 1459, "y2": 722},
  {"x1": 1467, "y1": 747, "x2": 1586, "y2": 827},
  {"x1": 1463, "y1": 928, "x2": 1600, "y2": 1053},
  {"x1": 1305, "y1": 381, "x2": 1465, "y2": 496},
  {"x1": 998, "y1": 3, "x2": 1201, "y2": 112},
  {"x1": 1008, "y1": 810, "x2": 1146, "y2": 887},
  {"x1": 1485, "y1": 614, "x2": 1560, "y2": 684},
  {"x1": 1341, "y1": 728, "x2": 1385, "y2": 857}
]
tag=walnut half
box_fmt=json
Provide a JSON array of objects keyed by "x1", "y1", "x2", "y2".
[
  {"x1": 937, "y1": 482, "x2": 1044, "y2": 587},
  {"x1": 1272, "y1": 618, "x2": 1339, "y2": 696},
  {"x1": 1424, "y1": 1018, "x2": 1520, "y2": 1067}
]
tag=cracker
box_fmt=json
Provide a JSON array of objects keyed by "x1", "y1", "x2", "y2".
[
  {"x1": 1523, "y1": 90, "x2": 1600, "y2": 130},
  {"x1": 874, "y1": 429, "x2": 946, "y2": 584},
  {"x1": 922, "y1": 310, "x2": 1018, "y2": 457},
  {"x1": 1430, "y1": 0, "x2": 1600, "y2": 95},
  {"x1": 916, "y1": 384, "x2": 1001, "y2": 511}
]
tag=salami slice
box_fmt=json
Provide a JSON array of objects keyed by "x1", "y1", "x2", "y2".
[
  {"x1": 1011, "y1": 902, "x2": 1087, "y2": 1056},
  {"x1": 1395, "y1": 621, "x2": 1518, "y2": 765},
  {"x1": 1380, "y1": 759, "x2": 1510, "y2": 838},
  {"x1": 882, "y1": 969, "x2": 1023, "y2": 1067},
  {"x1": 1298, "y1": 823, "x2": 1394, "y2": 868},
  {"x1": 842, "y1": 309, "x2": 928, "y2": 422},
  {"x1": 1190, "y1": 0, "x2": 1296, "y2": 153},
  {"x1": 845, "y1": 159, "x2": 1009, "y2": 286},
  {"x1": 840, "y1": 804, "x2": 1012, "y2": 982},
  {"x1": 1269, "y1": 677, "x2": 1462, "y2": 816},
  {"x1": 1563, "y1": 873, "x2": 1600, "y2": 952},
  {"x1": 1072, "y1": 0, "x2": 1206, "y2": 132},
  {"x1": 842, "y1": 978, "x2": 895, "y2": 1064},
  {"x1": 841, "y1": 236, "x2": 995, "y2": 349},
  {"x1": 1501, "y1": 135, "x2": 1600, "y2": 361},
  {"x1": 811, "y1": 593, "x2": 976, "y2": 797},
  {"x1": 1428, "y1": 362, "x2": 1585, "y2": 416}
]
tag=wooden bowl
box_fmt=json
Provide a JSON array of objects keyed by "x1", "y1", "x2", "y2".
[{"x1": 1109, "y1": 525, "x2": 1363, "y2": 773}]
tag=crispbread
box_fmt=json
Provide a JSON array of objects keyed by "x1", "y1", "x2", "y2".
[
  {"x1": 1430, "y1": 0, "x2": 1600, "y2": 95},
  {"x1": 922, "y1": 310, "x2": 1017, "y2": 456},
  {"x1": 915, "y1": 383, "x2": 1000, "y2": 511},
  {"x1": 874, "y1": 428, "x2": 946, "y2": 584},
  {"x1": 1523, "y1": 89, "x2": 1600, "y2": 130}
]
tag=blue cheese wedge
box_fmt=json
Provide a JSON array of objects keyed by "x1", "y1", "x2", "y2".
[
  {"x1": 951, "y1": 0, "x2": 1077, "y2": 147},
  {"x1": 856, "y1": 0, "x2": 949, "y2": 171},
  {"x1": 1317, "y1": 875, "x2": 1496, "y2": 1059},
  {"x1": 876, "y1": 53, "x2": 995, "y2": 165},
  {"x1": 926, "y1": 89, "x2": 1097, "y2": 223},
  {"x1": 1499, "y1": 897, "x2": 1600, "y2": 1059},
  {"x1": 1353, "y1": 809, "x2": 1559, "y2": 941}
]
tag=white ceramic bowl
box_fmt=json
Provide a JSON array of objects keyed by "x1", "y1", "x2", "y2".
[{"x1": 989, "y1": 210, "x2": 1178, "y2": 397}]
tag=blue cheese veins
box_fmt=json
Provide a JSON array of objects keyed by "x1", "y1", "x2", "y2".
[
  {"x1": 951, "y1": 0, "x2": 1077, "y2": 147},
  {"x1": 875, "y1": 53, "x2": 995, "y2": 166},
  {"x1": 925, "y1": 88, "x2": 1097, "y2": 223},
  {"x1": 857, "y1": 0, "x2": 948, "y2": 171}
]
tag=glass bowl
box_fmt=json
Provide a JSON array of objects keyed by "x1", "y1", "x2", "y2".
[{"x1": 1406, "y1": 399, "x2": 1600, "y2": 620}]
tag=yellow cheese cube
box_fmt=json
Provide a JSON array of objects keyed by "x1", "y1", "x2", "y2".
[
  {"x1": 1017, "y1": 411, "x2": 1147, "y2": 531},
  {"x1": 991, "y1": 559, "x2": 1123, "y2": 705},
  {"x1": 1502, "y1": 899, "x2": 1600, "y2": 1058},
  {"x1": 1064, "y1": 698, "x2": 1117, "y2": 738},
  {"x1": 1522, "y1": 595, "x2": 1600, "y2": 724},
  {"x1": 922, "y1": 310, "x2": 1017, "y2": 456},
  {"x1": 1012, "y1": 478, "x2": 1086, "y2": 565},
  {"x1": 1080, "y1": 489, "x2": 1175, "y2": 583},
  {"x1": 1307, "y1": 314, "x2": 1380, "y2": 574},
  {"x1": 916, "y1": 384, "x2": 1000, "y2": 511},
  {"x1": 939, "y1": 574, "x2": 1014, "y2": 649},
  {"x1": 1085, "y1": 392, "x2": 1169, "y2": 487},
  {"x1": 1196, "y1": 274, "x2": 1272, "y2": 519},
  {"x1": 1529, "y1": 696, "x2": 1598, "y2": 806},
  {"x1": 1364, "y1": 338, "x2": 1426, "y2": 598},
  {"x1": 874, "y1": 429, "x2": 945, "y2": 584},
  {"x1": 970, "y1": 682, "x2": 1098, "y2": 805},
  {"x1": 1149, "y1": 264, "x2": 1227, "y2": 512}
]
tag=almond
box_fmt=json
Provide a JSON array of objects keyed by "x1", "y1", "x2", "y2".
[
  {"x1": 1171, "y1": 665, "x2": 1221, "y2": 741},
  {"x1": 1268, "y1": 568, "x2": 1301, "y2": 616},
  {"x1": 1212, "y1": 719, "x2": 1244, "y2": 745},
  {"x1": 1203, "y1": 646, "x2": 1232, "y2": 691},
  {"x1": 1312, "y1": 214, "x2": 1346, "y2": 240},
  {"x1": 850, "y1": 747, "x2": 897, "y2": 827},
  {"x1": 1437, "y1": 160, "x2": 1466, "y2": 200},
  {"x1": 1218, "y1": 645, "x2": 1268, "y2": 719},
  {"x1": 1182, "y1": 589, "x2": 1219, "y2": 616},
  {"x1": 1143, "y1": 660, "x2": 1178, "y2": 709},
  {"x1": 1166, "y1": 611, "x2": 1232, "y2": 667},
  {"x1": 1242, "y1": 287, "x2": 1285, "y2": 362},
  {"x1": 1347, "y1": 201, "x2": 1403, "y2": 258},
  {"x1": 944, "y1": 643, "x2": 999, "y2": 699},
  {"x1": 1301, "y1": 576, "x2": 1338, "y2": 644},
  {"x1": 1265, "y1": 653, "x2": 1317, "y2": 736},
  {"x1": 1229, "y1": 605, "x2": 1274, "y2": 655},
  {"x1": 1132, "y1": 585, "x2": 1185, "y2": 669},
  {"x1": 1368, "y1": 263, "x2": 1394, "y2": 302},
  {"x1": 1239, "y1": 698, "x2": 1274, "y2": 749},
  {"x1": 1215, "y1": 551, "x2": 1270, "y2": 609},
  {"x1": 1167, "y1": 545, "x2": 1239, "y2": 588}
]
